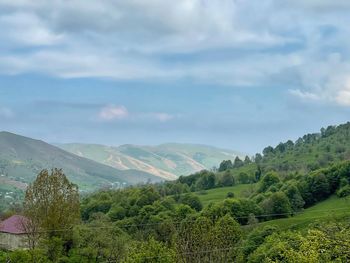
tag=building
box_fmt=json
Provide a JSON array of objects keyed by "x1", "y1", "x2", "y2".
[{"x1": 0, "y1": 215, "x2": 28, "y2": 250}]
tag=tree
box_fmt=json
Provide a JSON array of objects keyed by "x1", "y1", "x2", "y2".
[
  {"x1": 306, "y1": 173, "x2": 330, "y2": 204},
  {"x1": 219, "y1": 171, "x2": 235, "y2": 187},
  {"x1": 126, "y1": 238, "x2": 176, "y2": 263},
  {"x1": 108, "y1": 205, "x2": 126, "y2": 221},
  {"x1": 222, "y1": 198, "x2": 263, "y2": 225},
  {"x1": 175, "y1": 215, "x2": 241, "y2": 262},
  {"x1": 211, "y1": 215, "x2": 242, "y2": 261},
  {"x1": 248, "y1": 223, "x2": 350, "y2": 263},
  {"x1": 242, "y1": 225, "x2": 277, "y2": 260},
  {"x1": 238, "y1": 172, "x2": 251, "y2": 184},
  {"x1": 244, "y1": 156, "x2": 252, "y2": 165},
  {"x1": 255, "y1": 166, "x2": 262, "y2": 182},
  {"x1": 248, "y1": 231, "x2": 304, "y2": 263},
  {"x1": 275, "y1": 142, "x2": 286, "y2": 153},
  {"x1": 233, "y1": 157, "x2": 244, "y2": 168},
  {"x1": 71, "y1": 216, "x2": 130, "y2": 262},
  {"x1": 259, "y1": 172, "x2": 280, "y2": 192},
  {"x1": 23, "y1": 169, "x2": 80, "y2": 259},
  {"x1": 283, "y1": 183, "x2": 305, "y2": 211},
  {"x1": 262, "y1": 146, "x2": 274, "y2": 156},
  {"x1": 254, "y1": 153, "x2": 263, "y2": 164},
  {"x1": 260, "y1": 192, "x2": 292, "y2": 219},
  {"x1": 179, "y1": 193, "x2": 203, "y2": 212},
  {"x1": 136, "y1": 186, "x2": 161, "y2": 207},
  {"x1": 218, "y1": 160, "x2": 233, "y2": 172},
  {"x1": 195, "y1": 172, "x2": 216, "y2": 190}
]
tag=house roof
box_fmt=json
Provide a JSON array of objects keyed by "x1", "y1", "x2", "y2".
[{"x1": 0, "y1": 215, "x2": 28, "y2": 234}]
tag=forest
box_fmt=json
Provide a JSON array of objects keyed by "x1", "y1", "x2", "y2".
[{"x1": 1, "y1": 122, "x2": 350, "y2": 262}]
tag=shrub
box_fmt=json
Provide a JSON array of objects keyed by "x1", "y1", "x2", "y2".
[
  {"x1": 226, "y1": 192, "x2": 235, "y2": 198},
  {"x1": 337, "y1": 185, "x2": 350, "y2": 198}
]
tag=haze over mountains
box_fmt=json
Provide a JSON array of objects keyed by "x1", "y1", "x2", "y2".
[
  {"x1": 57, "y1": 143, "x2": 242, "y2": 179},
  {"x1": 0, "y1": 131, "x2": 241, "y2": 191},
  {"x1": 0, "y1": 132, "x2": 161, "y2": 191}
]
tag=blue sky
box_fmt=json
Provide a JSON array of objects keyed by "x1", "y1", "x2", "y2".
[{"x1": 1, "y1": 0, "x2": 350, "y2": 153}]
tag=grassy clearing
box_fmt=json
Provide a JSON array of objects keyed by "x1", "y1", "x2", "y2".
[
  {"x1": 195, "y1": 184, "x2": 256, "y2": 206},
  {"x1": 259, "y1": 195, "x2": 350, "y2": 231}
]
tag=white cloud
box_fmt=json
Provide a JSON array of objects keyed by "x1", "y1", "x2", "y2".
[
  {"x1": 1, "y1": 0, "x2": 350, "y2": 93},
  {"x1": 288, "y1": 89, "x2": 320, "y2": 101},
  {"x1": 98, "y1": 105, "x2": 175, "y2": 123},
  {"x1": 334, "y1": 77, "x2": 350, "y2": 106},
  {"x1": 99, "y1": 105, "x2": 128, "y2": 121},
  {"x1": 335, "y1": 89, "x2": 350, "y2": 106},
  {"x1": 0, "y1": 107, "x2": 14, "y2": 118},
  {"x1": 152, "y1": 113, "x2": 174, "y2": 122},
  {"x1": 0, "y1": 12, "x2": 63, "y2": 46},
  {"x1": 280, "y1": 51, "x2": 350, "y2": 107},
  {"x1": 0, "y1": 0, "x2": 295, "y2": 84}
]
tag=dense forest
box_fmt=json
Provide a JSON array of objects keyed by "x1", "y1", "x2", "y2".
[{"x1": 1, "y1": 123, "x2": 350, "y2": 262}]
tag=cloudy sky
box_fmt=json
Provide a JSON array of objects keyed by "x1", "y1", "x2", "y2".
[{"x1": 1, "y1": 0, "x2": 350, "y2": 153}]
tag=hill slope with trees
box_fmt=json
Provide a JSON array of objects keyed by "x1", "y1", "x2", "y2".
[{"x1": 1, "y1": 122, "x2": 350, "y2": 262}]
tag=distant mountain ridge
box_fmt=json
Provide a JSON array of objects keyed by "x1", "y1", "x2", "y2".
[
  {"x1": 57, "y1": 142, "x2": 243, "y2": 179},
  {"x1": 0, "y1": 131, "x2": 161, "y2": 191}
]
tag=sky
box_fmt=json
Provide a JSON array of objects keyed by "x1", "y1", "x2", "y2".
[{"x1": 1, "y1": 0, "x2": 350, "y2": 154}]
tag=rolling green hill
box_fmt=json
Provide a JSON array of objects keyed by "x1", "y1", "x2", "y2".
[
  {"x1": 58, "y1": 143, "x2": 243, "y2": 179},
  {"x1": 0, "y1": 132, "x2": 161, "y2": 191},
  {"x1": 259, "y1": 195, "x2": 350, "y2": 231},
  {"x1": 195, "y1": 184, "x2": 257, "y2": 206}
]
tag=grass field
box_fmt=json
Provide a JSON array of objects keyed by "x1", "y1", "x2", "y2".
[
  {"x1": 259, "y1": 195, "x2": 350, "y2": 231},
  {"x1": 187, "y1": 185, "x2": 349, "y2": 231},
  {"x1": 195, "y1": 184, "x2": 257, "y2": 206}
]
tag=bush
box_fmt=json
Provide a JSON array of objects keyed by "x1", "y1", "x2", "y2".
[
  {"x1": 179, "y1": 193, "x2": 203, "y2": 212},
  {"x1": 259, "y1": 172, "x2": 280, "y2": 192},
  {"x1": 108, "y1": 205, "x2": 126, "y2": 221},
  {"x1": 226, "y1": 192, "x2": 235, "y2": 198},
  {"x1": 126, "y1": 238, "x2": 176, "y2": 263},
  {"x1": 337, "y1": 185, "x2": 350, "y2": 198},
  {"x1": 260, "y1": 192, "x2": 292, "y2": 219}
]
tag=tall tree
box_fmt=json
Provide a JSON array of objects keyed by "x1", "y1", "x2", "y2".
[
  {"x1": 218, "y1": 160, "x2": 233, "y2": 172},
  {"x1": 233, "y1": 157, "x2": 244, "y2": 168},
  {"x1": 23, "y1": 169, "x2": 80, "y2": 259}
]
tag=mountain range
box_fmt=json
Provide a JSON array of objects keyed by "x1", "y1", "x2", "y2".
[
  {"x1": 57, "y1": 143, "x2": 242, "y2": 179},
  {"x1": 0, "y1": 131, "x2": 241, "y2": 191},
  {"x1": 0, "y1": 132, "x2": 160, "y2": 191}
]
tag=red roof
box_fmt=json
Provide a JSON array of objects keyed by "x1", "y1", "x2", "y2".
[{"x1": 0, "y1": 215, "x2": 28, "y2": 234}]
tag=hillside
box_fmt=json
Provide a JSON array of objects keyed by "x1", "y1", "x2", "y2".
[
  {"x1": 256, "y1": 122, "x2": 350, "y2": 173},
  {"x1": 208, "y1": 122, "x2": 350, "y2": 185},
  {"x1": 259, "y1": 195, "x2": 350, "y2": 231},
  {"x1": 58, "y1": 143, "x2": 242, "y2": 179},
  {"x1": 0, "y1": 132, "x2": 161, "y2": 191},
  {"x1": 3, "y1": 123, "x2": 350, "y2": 262}
]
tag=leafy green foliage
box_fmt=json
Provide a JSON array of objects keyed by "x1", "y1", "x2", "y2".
[
  {"x1": 126, "y1": 238, "x2": 176, "y2": 263},
  {"x1": 248, "y1": 223, "x2": 350, "y2": 263},
  {"x1": 175, "y1": 215, "x2": 242, "y2": 262},
  {"x1": 337, "y1": 184, "x2": 350, "y2": 197}
]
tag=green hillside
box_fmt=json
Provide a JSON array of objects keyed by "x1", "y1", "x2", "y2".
[
  {"x1": 0, "y1": 132, "x2": 161, "y2": 191},
  {"x1": 58, "y1": 142, "x2": 243, "y2": 179},
  {"x1": 259, "y1": 195, "x2": 350, "y2": 231},
  {"x1": 244, "y1": 122, "x2": 350, "y2": 176},
  {"x1": 3, "y1": 123, "x2": 350, "y2": 262},
  {"x1": 195, "y1": 184, "x2": 256, "y2": 206}
]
